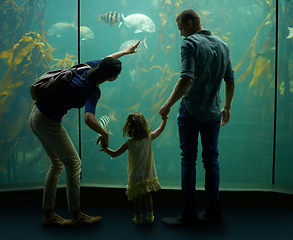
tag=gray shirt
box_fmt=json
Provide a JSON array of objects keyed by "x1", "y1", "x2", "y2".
[{"x1": 180, "y1": 30, "x2": 234, "y2": 121}]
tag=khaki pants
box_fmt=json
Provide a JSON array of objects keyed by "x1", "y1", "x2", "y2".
[{"x1": 30, "y1": 106, "x2": 81, "y2": 211}]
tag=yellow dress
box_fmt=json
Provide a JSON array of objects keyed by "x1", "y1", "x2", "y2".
[{"x1": 125, "y1": 135, "x2": 161, "y2": 200}]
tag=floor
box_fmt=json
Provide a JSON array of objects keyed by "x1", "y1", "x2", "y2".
[{"x1": 1, "y1": 202, "x2": 292, "y2": 240}]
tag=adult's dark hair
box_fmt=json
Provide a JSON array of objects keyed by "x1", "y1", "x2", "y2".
[
  {"x1": 176, "y1": 9, "x2": 201, "y2": 28},
  {"x1": 87, "y1": 57, "x2": 122, "y2": 83}
]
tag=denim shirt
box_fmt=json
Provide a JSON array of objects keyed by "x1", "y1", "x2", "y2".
[{"x1": 180, "y1": 30, "x2": 234, "y2": 121}]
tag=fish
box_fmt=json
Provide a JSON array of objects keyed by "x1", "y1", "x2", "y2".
[
  {"x1": 98, "y1": 113, "x2": 117, "y2": 135},
  {"x1": 119, "y1": 14, "x2": 156, "y2": 33},
  {"x1": 47, "y1": 22, "x2": 77, "y2": 37},
  {"x1": 97, "y1": 11, "x2": 123, "y2": 26},
  {"x1": 151, "y1": 0, "x2": 160, "y2": 8},
  {"x1": 119, "y1": 0, "x2": 127, "y2": 7},
  {"x1": 287, "y1": 27, "x2": 293, "y2": 39},
  {"x1": 119, "y1": 37, "x2": 147, "y2": 51},
  {"x1": 129, "y1": 69, "x2": 138, "y2": 82},
  {"x1": 80, "y1": 26, "x2": 94, "y2": 40}
]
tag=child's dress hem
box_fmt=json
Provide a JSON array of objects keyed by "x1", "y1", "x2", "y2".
[{"x1": 126, "y1": 177, "x2": 161, "y2": 200}]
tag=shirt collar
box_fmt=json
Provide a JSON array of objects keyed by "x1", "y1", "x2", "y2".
[{"x1": 195, "y1": 30, "x2": 211, "y2": 35}]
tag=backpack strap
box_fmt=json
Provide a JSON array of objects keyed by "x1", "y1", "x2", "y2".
[{"x1": 71, "y1": 63, "x2": 92, "y2": 72}]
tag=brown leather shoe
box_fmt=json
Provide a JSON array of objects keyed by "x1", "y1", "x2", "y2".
[
  {"x1": 42, "y1": 213, "x2": 71, "y2": 227},
  {"x1": 71, "y1": 213, "x2": 102, "y2": 226}
]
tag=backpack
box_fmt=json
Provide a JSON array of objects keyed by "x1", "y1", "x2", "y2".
[{"x1": 29, "y1": 63, "x2": 91, "y2": 101}]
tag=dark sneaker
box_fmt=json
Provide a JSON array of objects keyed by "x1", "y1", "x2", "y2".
[
  {"x1": 42, "y1": 213, "x2": 71, "y2": 227},
  {"x1": 198, "y1": 210, "x2": 222, "y2": 222}
]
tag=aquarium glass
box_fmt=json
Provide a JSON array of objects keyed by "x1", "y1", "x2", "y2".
[
  {"x1": 0, "y1": 0, "x2": 292, "y2": 193},
  {"x1": 0, "y1": 0, "x2": 78, "y2": 189},
  {"x1": 275, "y1": 0, "x2": 293, "y2": 192}
]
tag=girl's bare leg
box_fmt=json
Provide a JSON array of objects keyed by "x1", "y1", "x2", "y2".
[
  {"x1": 144, "y1": 192, "x2": 153, "y2": 212},
  {"x1": 133, "y1": 195, "x2": 143, "y2": 224},
  {"x1": 144, "y1": 192, "x2": 154, "y2": 223}
]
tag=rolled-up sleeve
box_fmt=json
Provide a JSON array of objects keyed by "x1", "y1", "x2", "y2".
[
  {"x1": 85, "y1": 59, "x2": 102, "y2": 68},
  {"x1": 224, "y1": 57, "x2": 235, "y2": 82},
  {"x1": 84, "y1": 87, "x2": 101, "y2": 115},
  {"x1": 180, "y1": 39, "x2": 195, "y2": 79}
]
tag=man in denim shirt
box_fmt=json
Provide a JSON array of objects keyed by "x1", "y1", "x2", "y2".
[{"x1": 160, "y1": 9, "x2": 235, "y2": 225}]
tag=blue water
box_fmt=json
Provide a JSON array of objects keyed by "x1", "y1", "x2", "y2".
[{"x1": 0, "y1": 0, "x2": 292, "y2": 193}]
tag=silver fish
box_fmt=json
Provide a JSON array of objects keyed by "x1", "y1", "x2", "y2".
[
  {"x1": 119, "y1": 0, "x2": 127, "y2": 7},
  {"x1": 80, "y1": 26, "x2": 94, "y2": 40},
  {"x1": 99, "y1": 115, "x2": 111, "y2": 129},
  {"x1": 97, "y1": 11, "x2": 123, "y2": 26},
  {"x1": 47, "y1": 22, "x2": 77, "y2": 37},
  {"x1": 98, "y1": 113, "x2": 117, "y2": 135},
  {"x1": 119, "y1": 14, "x2": 156, "y2": 33},
  {"x1": 119, "y1": 37, "x2": 147, "y2": 51},
  {"x1": 151, "y1": 0, "x2": 159, "y2": 8},
  {"x1": 129, "y1": 69, "x2": 138, "y2": 82}
]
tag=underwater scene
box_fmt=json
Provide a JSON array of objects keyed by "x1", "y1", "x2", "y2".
[{"x1": 0, "y1": 0, "x2": 292, "y2": 192}]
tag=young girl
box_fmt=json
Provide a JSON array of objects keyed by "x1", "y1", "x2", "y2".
[{"x1": 100, "y1": 112, "x2": 167, "y2": 224}]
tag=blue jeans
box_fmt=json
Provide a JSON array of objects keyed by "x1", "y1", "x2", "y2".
[{"x1": 177, "y1": 104, "x2": 221, "y2": 219}]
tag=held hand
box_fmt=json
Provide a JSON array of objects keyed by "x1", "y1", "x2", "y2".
[
  {"x1": 99, "y1": 139, "x2": 107, "y2": 152},
  {"x1": 162, "y1": 115, "x2": 168, "y2": 122},
  {"x1": 221, "y1": 108, "x2": 230, "y2": 126},
  {"x1": 96, "y1": 133, "x2": 109, "y2": 147},
  {"x1": 126, "y1": 40, "x2": 141, "y2": 54},
  {"x1": 96, "y1": 136, "x2": 103, "y2": 145},
  {"x1": 97, "y1": 136, "x2": 105, "y2": 152},
  {"x1": 100, "y1": 139, "x2": 106, "y2": 148},
  {"x1": 159, "y1": 104, "x2": 170, "y2": 119}
]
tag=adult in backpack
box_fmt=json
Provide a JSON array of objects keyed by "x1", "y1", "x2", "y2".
[{"x1": 29, "y1": 41, "x2": 140, "y2": 226}]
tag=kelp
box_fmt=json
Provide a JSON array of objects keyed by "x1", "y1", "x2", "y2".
[
  {"x1": 128, "y1": 64, "x2": 179, "y2": 117},
  {"x1": 0, "y1": 0, "x2": 56, "y2": 175},
  {"x1": 153, "y1": 0, "x2": 187, "y2": 59},
  {"x1": 52, "y1": 54, "x2": 77, "y2": 69},
  {"x1": 0, "y1": 32, "x2": 53, "y2": 113},
  {"x1": 0, "y1": 31, "x2": 53, "y2": 171},
  {"x1": 234, "y1": 0, "x2": 293, "y2": 127},
  {"x1": 0, "y1": 0, "x2": 47, "y2": 53},
  {"x1": 235, "y1": 0, "x2": 292, "y2": 96},
  {"x1": 234, "y1": 11, "x2": 273, "y2": 84},
  {"x1": 0, "y1": 28, "x2": 79, "y2": 173}
]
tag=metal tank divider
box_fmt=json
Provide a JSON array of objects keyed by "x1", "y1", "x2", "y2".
[
  {"x1": 272, "y1": 0, "x2": 279, "y2": 185},
  {"x1": 77, "y1": 0, "x2": 82, "y2": 179}
]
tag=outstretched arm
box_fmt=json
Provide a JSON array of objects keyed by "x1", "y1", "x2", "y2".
[
  {"x1": 100, "y1": 141, "x2": 128, "y2": 158},
  {"x1": 150, "y1": 116, "x2": 168, "y2": 141},
  {"x1": 107, "y1": 41, "x2": 140, "y2": 59},
  {"x1": 221, "y1": 81, "x2": 235, "y2": 126}
]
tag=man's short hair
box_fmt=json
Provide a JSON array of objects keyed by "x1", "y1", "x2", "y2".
[{"x1": 176, "y1": 9, "x2": 201, "y2": 27}]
